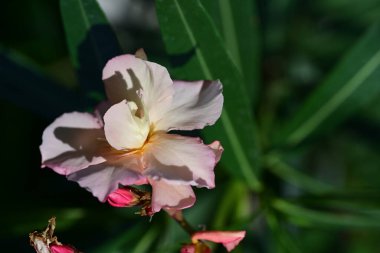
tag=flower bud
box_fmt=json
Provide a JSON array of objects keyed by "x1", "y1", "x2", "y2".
[
  {"x1": 107, "y1": 187, "x2": 141, "y2": 207},
  {"x1": 50, "y1": 244, "x2": 76, "y2": 253},
  {"x1": 181, "y1": 243, "x2": 211, "y2": 253},
  {"x1": 181, "y1": 244, "x2": 195, "y2": 253}
]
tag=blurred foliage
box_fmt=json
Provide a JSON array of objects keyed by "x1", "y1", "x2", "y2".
[{"x1": 1, "y1": 0, "x2": 380, "y2": 252}]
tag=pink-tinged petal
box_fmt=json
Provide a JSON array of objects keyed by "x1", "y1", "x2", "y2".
[
  {"x1": 102, "y1": 54, "x2": 173, "y2": 123},
  {"x1": 154, "y1": 80, "x2": 223, "y2": 131},
  {"x1": 149, "y1": 179, "x2": 195, "y2": 212},
  {"x1": 67, "y1": 154, "x2": 144, "y2": 202},
  {"x1": 143, "y1": 133, "x2": 216, "y2": 188},
  {"x1": 107, "y1": 187, "x2": 140, "y2": 207},
  {"x1": 192, "y1": 231, "x2": 246, "y2": 252},
  {"x1": 134, "y1": 177, "x2": 148, "y2": 185},
  {"x1": 208, "y1": 141, "x2": 224, "y2": 163},
  {"x1": 40, "y1": 112, "x2": 106, "y2": 175},
  {"x1": 103, "y1": 100, "x2": 149, "y2": 150},
  {"x1": 49, "y1": 244, "x2": 76, "y2": 253}
]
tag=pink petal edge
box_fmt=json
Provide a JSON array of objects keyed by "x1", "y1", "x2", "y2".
[{"x1": 192, "y1": 231, "x2": 246, "y2": 252}]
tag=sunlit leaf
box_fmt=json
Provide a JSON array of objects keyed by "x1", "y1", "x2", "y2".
[
  {"x1": 276, "y1": 23, "x2": 380, "y2": 146},
  {"x1": 156, "y1": 0, "x2": 261, "y2": 190},
  {"x1": 202, "y1": 0, "x2": 261, "y2": 104},
  {"x1": 273, "y1": 199, "x2": 380, "y2": 228},
  {"x1": 60, "y1": 0, "x2": 121, "y2": 96}
]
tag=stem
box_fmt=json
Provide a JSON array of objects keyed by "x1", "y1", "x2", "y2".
[{"x1": 166, "y1": 210, "x2": 196, "y2": 235}]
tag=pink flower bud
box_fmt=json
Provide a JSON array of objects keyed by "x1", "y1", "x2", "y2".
[
  {"x1": 50, "y1": 244, "x2": 76, "y2": 253},
  {"x1": 181, "y1": 243, "x2": 211, "y2": 253},
  {"x1": 181, "y1": 244, "x2": 195, "y2": 253},
  {"x1": 107, "y1": 187, "x2": 140, "y2": 207}
]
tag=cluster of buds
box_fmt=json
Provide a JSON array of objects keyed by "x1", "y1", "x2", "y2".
[
  {"x1": 29, "y1": 217, "x2": 80, "y2": 253},
  {"x1": 106, "y1": 186, "x2": 153, "y2": 216}
]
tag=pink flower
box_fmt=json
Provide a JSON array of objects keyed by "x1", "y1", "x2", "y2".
[
  {"x1": 40, "y1": 52, "x2": 224, "y2": 213},
  {"x1": 187, "y1": 231, "x2": 246, "y2": 252}
]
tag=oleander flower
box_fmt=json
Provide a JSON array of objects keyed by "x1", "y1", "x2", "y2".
[
  {"x1": 181, "y1": 230, "x2": 246, "y2": 252},
  {"x1": 40, "y1": 51, "x2": 223, "y2": 212}
]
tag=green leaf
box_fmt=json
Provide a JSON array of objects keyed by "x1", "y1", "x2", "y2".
[
  {"x1": 202, "y1": 0, "x2": 261, "y2": 104},
  {"x1": 265, "y1": 209, "x2": 302, "y2": 253},
  {"x1": 273, "y1": 199, "x2": 380, "y2": 228},
  {"x1": 91, "y1": 222, "x2": 148, "y2": 253},
  {"x1": 156, "y1": 0, "x2": 261, "y2": 190},
  {"x1": 264, "y1": 154, "x2": 336, "y2": 195},
  {"x1": 130, "y1": 225, "x2": 159, "y2": 253},
  {"x1": 276, "y1": 23, "x2": 380, "y2": 146},
  {"x1": 60, "y1": 0, "x2": 121, "y2": 96},
  {"x1": 0, "y1": 48, "x2": 83, "y2": 118}
]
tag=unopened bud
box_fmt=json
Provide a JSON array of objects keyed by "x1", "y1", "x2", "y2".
[
  {"x1": 181, "y1": 244, "x2": 195, "y2": 253},
  {"x1": 181, "y1": 243, "x2": 211, "y2": 253},
  {"x1": 107, "y1": 187, "x2": 141, "y2": 207},
  {"x1": 50, "y1": 243, "x2": 76, "y2": 253}
]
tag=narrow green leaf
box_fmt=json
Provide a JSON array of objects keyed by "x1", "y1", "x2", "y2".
[
  {"x1": 156, "y1": 0, "x2": 261, "y2": 190},
  {"x1": 60, "y1": 0, "x2": 121, "y2": 96},
  {"x1": 212, "y1": 181, "x2": 249, "y2": 230},
  {"x1": 0, "y1": 48, "x2": 83, "y2": 118},
  {"x1": 276, "y1": 23, "x2": 380, "y2": 146},
  {"x1": 273, "y1": 199, "x2": 380, "y2": 228},
  {"x1": 92, "y1": 222, "x2": 148, "y2": 253},
  {"x1": 265, "y1": 154, "x2": 336, "y2": 195},
  {"x1": 265, "y1": 209, "x2": 302, "y2": 253},
  {"x1": 130, "y1": 226, "x2": 159, "y2": 253},
  {"x1": 202, "y1": 0, "x2": 261, "y2": 104}
]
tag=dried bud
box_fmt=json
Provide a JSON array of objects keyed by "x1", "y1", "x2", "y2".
[
  {"x1": 107, "y1": 187, "x2": 141, "y2": 207},
  {"x1": 29, "y1": 217, "x2": 81, "y2": 253},
  {"x1": 137, "y1": 205, "x2": 154, "y2": 217}
]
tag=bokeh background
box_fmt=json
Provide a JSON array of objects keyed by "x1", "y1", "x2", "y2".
[{"x1": 1, "y1": 0, "x2": 380, "y2": 252}]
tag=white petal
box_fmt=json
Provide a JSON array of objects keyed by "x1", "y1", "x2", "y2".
[
  {"x1": 149, "y1": 179, "x2": 195, "y2": 212},
  {"x1": 102, "y1": 54, "x2": 173, "y2": 123},
  {"x1": 143, "y1": 133, "x2": 217, "y2": 188},
  {"x1": 68, "y1": 154, "x2": 144, "y2": 201},
  {"x1": 40, "y1": 112, "x2": 106, "y2": 175},
  {"x1": 154, "y1": 80, "x2": 223, "y2": 131},
  {"x1": 103, "y1": 100, "x2": 149, "y2": 150}
]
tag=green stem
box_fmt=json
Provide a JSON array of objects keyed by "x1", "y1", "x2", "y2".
[{"x1": 167, "y1": 210, "x2": 196, "y2": 235}]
